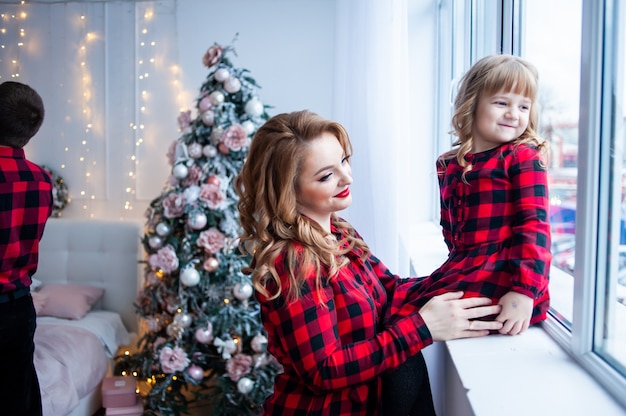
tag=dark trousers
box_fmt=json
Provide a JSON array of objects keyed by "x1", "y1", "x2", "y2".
[
  {"x1": 0, "y1": 293, "x2": 43, "y2": 416},
  {"x1": 381, "y1": 352, "x2": 436, "y2": 416}
]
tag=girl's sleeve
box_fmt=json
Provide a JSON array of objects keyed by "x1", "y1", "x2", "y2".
[
  {"x1": 364, "y1": 253, "x2": 425, "y2": 317},
  {"x1": 264, "y1": 265, "x2": 432, "y2": 393},
  {"x1": 508, "y1": 145, "x2": 552, "y2": 299}
]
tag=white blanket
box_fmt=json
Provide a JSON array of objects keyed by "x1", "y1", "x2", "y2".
[{"x1": 34, "y1": 311, "x2": 131, "y2": 416}]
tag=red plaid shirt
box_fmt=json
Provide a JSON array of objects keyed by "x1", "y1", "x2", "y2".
[
  {"x1": 257, "y1": 223, "x2": 433, "y2": 415},
  {"x1": 415, "y1": 142, "x2": 551, "y2": 323},
  {"x1": 0, "y1": 147, "x2": 53, "y2": 294}
]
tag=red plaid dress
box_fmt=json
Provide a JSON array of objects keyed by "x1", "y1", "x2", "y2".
[
  {"x1": 256, "y1": 223, "x2": 433, "y2": 415},
  {"x1": 415, "y1": 142, "x2": 551, "y2": 323}
]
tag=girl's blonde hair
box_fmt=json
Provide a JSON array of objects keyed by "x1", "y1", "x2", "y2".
[
  {"x1": 443, "y1": 54, "x2": 549, "y2": 171},
  {"x1": 235, "y1": 110, "x2": 370, "y2": 304}
]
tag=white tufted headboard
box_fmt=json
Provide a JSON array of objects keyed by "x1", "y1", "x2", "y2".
[{"x1": 35, "y1": 218, "x2": 142, "y2": 333}]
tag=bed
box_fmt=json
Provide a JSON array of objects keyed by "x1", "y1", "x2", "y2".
[{"x1": 33, "y1": 218, "x2": 142, "y2": 416}]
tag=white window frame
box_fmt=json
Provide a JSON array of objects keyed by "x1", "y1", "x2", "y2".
[{"x1": 439, "y1": 0, "x2": 626, "y2": 408}]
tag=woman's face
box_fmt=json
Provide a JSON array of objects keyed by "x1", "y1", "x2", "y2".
[{"x1": 296, "y1": 132, "x2": 353, "y2": 231}]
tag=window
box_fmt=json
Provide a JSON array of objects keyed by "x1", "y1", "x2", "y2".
[
  {"x1": 436, "y1": 0, "x2": 626, "y2": 408},
  {"x1": 523, "y1": 0, "x2": 581, "y2": 328}
]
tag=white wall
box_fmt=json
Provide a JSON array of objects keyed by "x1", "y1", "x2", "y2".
[{"x1": 1, "y1": 0, "x2": 335, "y2": 222}]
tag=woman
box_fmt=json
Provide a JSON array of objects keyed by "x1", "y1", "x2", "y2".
[{"x1": 235, "y1": 110, "x2": 502, "y2": 415}]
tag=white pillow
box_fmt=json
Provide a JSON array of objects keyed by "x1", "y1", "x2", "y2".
[{"x1": 30, "y1": 277, "x2": 43, "y2": 292}]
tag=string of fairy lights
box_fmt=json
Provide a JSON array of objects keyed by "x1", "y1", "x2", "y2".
[{"x1": 0, "y1": 1, "x2": 182, "y2": 219}]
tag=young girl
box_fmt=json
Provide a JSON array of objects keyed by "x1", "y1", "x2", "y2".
[
  {"x1": 415, "y1": 54, "x2": 552, "y2": 335},
  {"x1": 235, "y1": 110, "x2": 503, "y2": 415}
]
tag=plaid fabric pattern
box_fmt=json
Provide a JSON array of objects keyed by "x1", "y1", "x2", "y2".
[
  {"x1": 257, "y1": 223, "x2": 433, "y2": 415},
  {"x1": 0, "y1": 147, "x2": 53, "y2": 294},
  {"x1": 415, "y1": 142, "x2": 551, "y2": 323}
]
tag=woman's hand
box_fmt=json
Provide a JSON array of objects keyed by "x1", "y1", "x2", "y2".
[{"x1": 419, "y1": 291, "x2": 503, "y2": 341}]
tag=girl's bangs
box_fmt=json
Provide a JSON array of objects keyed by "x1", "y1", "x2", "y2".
[{"x1": 485, "y1": 64, "x2": 537, "y2": 98}]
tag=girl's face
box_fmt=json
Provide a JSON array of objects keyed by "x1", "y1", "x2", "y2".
[
  {"x1": 471, "y1": 90, "x2": 531, "y2": 153},
  {"x1": 296, "y1": 132, "x2": 353, "y2": 231}
]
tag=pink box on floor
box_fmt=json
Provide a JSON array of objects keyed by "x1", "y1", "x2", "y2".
[
  {"x1": 101, "y1": 376, "x2": 138, "y2": 408},
  {"x1": 104, "y1": 397, "x2": 143, "y2": 416}
]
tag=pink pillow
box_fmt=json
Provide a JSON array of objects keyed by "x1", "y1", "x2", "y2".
[
  {"x1": 31, "y1": 292, "x2": 47, "y2": 315},
  {"x1": 37, "y1": 284, "x2": 105, "y2": 320}
]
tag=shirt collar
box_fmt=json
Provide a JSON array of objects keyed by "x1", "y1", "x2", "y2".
[{"x1": 0, "y1": 147, "x2": 25, "y2": 159}]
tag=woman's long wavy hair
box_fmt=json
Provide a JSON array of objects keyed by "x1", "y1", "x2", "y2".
[
  {"x1": 235, "y1": 110, "x2": 370, "y2": 305},
  {"x1": 443, "y1": 54, "x2": 549, "y2": 174}
]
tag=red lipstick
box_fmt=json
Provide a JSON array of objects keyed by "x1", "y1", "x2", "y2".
[{"x1": 335, "y1": 188, "x2": 350, "y2": 198}]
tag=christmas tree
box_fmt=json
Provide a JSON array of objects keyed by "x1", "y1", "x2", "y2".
[{"x1": 115, "y1": 39, "x2": 281, "y2": 416}]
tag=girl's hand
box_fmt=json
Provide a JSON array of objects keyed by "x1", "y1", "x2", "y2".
[
  {"x1": 496, "y1": 291, "x2": 533, "y2": 335},
  {"x1": 420, "y1": 291, "x2": 503, "y2": 341}
]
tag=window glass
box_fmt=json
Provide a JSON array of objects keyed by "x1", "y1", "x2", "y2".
[
  {"x1": 594, "y1": 0, "x2": 626, "y2": 376},
  {"x1": 522, "y1": 0, "x2": 582, "y2": 327}
]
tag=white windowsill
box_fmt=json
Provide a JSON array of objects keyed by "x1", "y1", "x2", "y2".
[
  {"x1": 409, "y1": 221, "x2": 626, "y2": 416},
  {"x1": 444, "y1": 326, "x2": 625, "y2": 416}
]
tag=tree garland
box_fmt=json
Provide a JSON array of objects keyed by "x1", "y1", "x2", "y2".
[{"x1": 42, "y1": 165, "x2": 70, "y2": 217}]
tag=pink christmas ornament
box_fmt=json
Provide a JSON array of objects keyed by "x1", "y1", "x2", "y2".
[
  {"x1": 194, "y1": 325, "x2": 214, "y2": 344},
  {"x1": 199, "y1": 96, "x2": 212, "y2": 112},
  {"x1": 148, "y1": 236, "x2": 163, "y2": 249},
  {"x1": 218, "y1": 142, "x2": 230, "y2": 155},
  {"x1": 203, "y1": 257, "x2": 219, "y2": 273},
  {"x1": 188, "y1": 142, "x2": 203, "y2": 159},
  {"x1": 206, "y1": 175, "x2": 220, "y2": 186},
  {"x1": 187, "y1": 365, "x2": 204, "y2": 381},
  {"x1": 201, "y1": 110, "x2": 215, "y2": 126},
  {"x1": 202, "y1": 145, "x2": 217, "y2": 158}
]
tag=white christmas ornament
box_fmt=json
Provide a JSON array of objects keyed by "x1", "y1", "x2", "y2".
[
  {"x1": 224, "y1": 77, "x2": 241, "y2": 93},
  {"x1": 244, "y1": 98, "x2": 263, "y2": 117},
  {"x1": 251, "y1": 334, "x2": 268, "y2": 353},
  {"x1": 202, "y1": 144, "x2": 217, "y2": 158},
  {"x1": 188, "y1": 211, "x2": 207, "y2": 230},
  {"x1": 148, "y1": 236, "x2": 163, "y2": 249},
  {"x1": 242, "y1": 120, "x2": 255, "y2": 135},
  {"x1": 211, "y1": 127, "x2": 223, "y2": 145},
  {"x1": 233, "y1": 282, "x2": 253, "y2": 300},
  {"x1": 209, "y1": 91, "x2": 225, "y2": 106},
  {"x1": 172, "y1": 163, "x2": 189, "y2": 179},
  {"x1": 237, "y1": 377, "x2": 254, "y2": 394},
  {"x1": 155, "y1": 222, "x2": 171, "y2": 237},
  {"x1": 174, "y1": 312, "x2": 193, "y2": 328},
  {"x1": 180, "y1": 267, "x2": 200, "y2": 286},
  {"x1": 214, "y1": 68, "x2": 230, "y2": 82}
]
